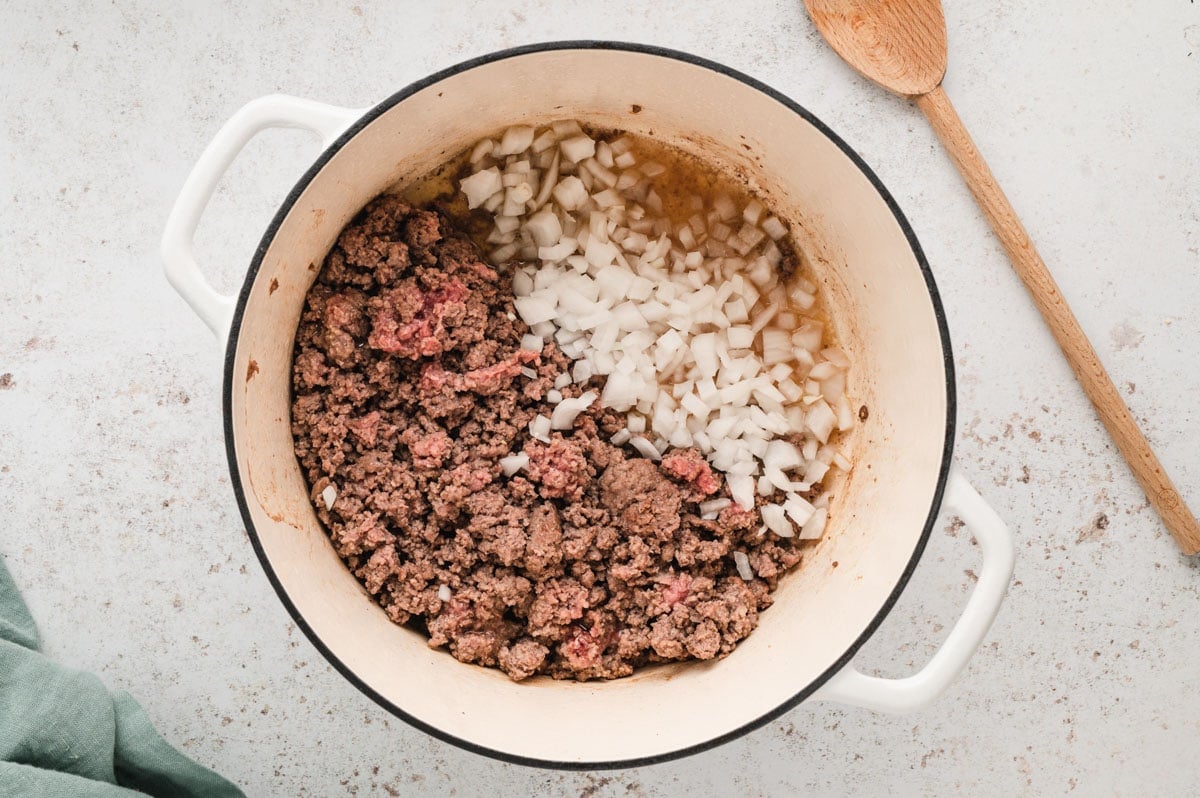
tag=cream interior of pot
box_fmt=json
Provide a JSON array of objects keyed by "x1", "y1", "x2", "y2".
[{"x1": 227, "y1": 48, "x2": 949, "y2": 764}]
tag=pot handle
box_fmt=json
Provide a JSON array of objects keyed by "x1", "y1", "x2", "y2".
[
  {"x1": 813, "y1": 468, "x2": 1015, "y2": 713},
  {"x1": 161, "y1": 94, "x2": 364, "y2": 341}
]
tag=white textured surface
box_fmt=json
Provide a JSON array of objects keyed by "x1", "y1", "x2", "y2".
[{"x1": 3, "y1": 1, "x2": 1199, "y2": 795}]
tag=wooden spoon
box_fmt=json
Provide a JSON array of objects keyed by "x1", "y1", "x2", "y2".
[{"x1": 803, "y1": 0, "x2": 1200, "y2": 555}]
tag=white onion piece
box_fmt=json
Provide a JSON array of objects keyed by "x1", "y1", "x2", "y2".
[
  {"x1": 550, "y1": 391, "x2": 597, "y2": 430},
  {"x1": 530, "y1": 149, "x2": 560, "y2": 211},
  {"x1": 821, "y1": 347, "x2": 851, "y2": 369},
  {"x1": 499, "y1": 453, "x2": 529, "y2": 476},
  {"x1": 321, "y1": 485, "x2": 337, "y2": 510},
  {"x1": 763, "y1": 439, "x2": 804, "y2": 471},
  {"x1": 792, "y1": 321, "x2": 824, "y2": 354},
  {"x1": 799, "y1": 507, "x2": 827, "y2": 539},
  {"x1": 571, "y1": 359, "x2": 594, "y2": 384},
  {"x1": 733, "y1": 551, "x2": 754, "y2": 581},
  {"x1": 750, "y1": 303, "x2": 780, "y2": 334},
  {"x1": 742, "y1": 199, "x2": 764, "y2": 225},
  {"x1": 763, "y1": 466, "x2": 808, "y2": 494},
  {"x1": 461, "y1": 167, "x2": 502, "y2": 209},
  {"x1": 806, "y1": 400, "x2": 837, "y2": 444},
  {"x1": 525, "y1": 209, "x2": 563, "y2": 247},
  {"x1": 681, "y1": 392, "x2": 709, "y2": 419},
  {"x1": 511, "y1": 269, "x2": 534, "y2": 297},
  {"x1": 514, "y1": 296, "x2": 557, "y2": 326},
  {"x1": 437, "y1": 584, "x2": 452, "y2": 601},
  {"x1": 761, "y1": 329, "x2": 792, "y2": 365},
  {"x1": 727, "y1": 473, "x2": 755, "y2": 510},
  {"x1": 499, "y1": 125, "x2": 535, "y2": 155},
  {"x1": 470, "y1": 139, "x2": 494, "y2": 163},
  {"x1": 783, "y1": 493, "x2": 815, "y2": 526},
  {"x1": 560, "y1": 135, "x2": 596, "y2": 162},
  {"x1": 553, "y1": 175, "x2": 589, "y2": 210},
  {"x1": 529, "y1": 415, "x2": 552, "y2": 443},
  {"x1": 629, "y1": 435, "x2": 662, "y2": 461},
  {"x1": 538, "y1": 237, "x2": 577, "y2": 262},
  {"x1": 691, "y1": 333, "x2": 719, "y2": 377},
  {"x1": 551, "y1": 119, "x2": 581, "y2": 137},
  {"x1": 809, "y1": 361, "x2": 838, "y2": 381},
  {"x1": 761, "y1": 215, "x2": 787, "y2": 240},
  {"x1": 494, "y1": 215, "x2": 520, "y2": 234},
  {"x1": 791, "y1": 290, "x2": 816, "y2": 311},
  {"x1": 726, "y1": 325, "x2": 755, "y2": 350},
  {"x1": 803, "y1": 459, "x2": 829, "y2": 485},
  {"x1": 531, "y1": 129, "x2": 557, "y2": 152},
  {"x1": 835, "y1": 394, "x2": 856, "y2": 431},
  {"x1": 520, "y1": 333, "x2": 543, "y2": 352},
  {"x1": 761, "y1": 504, "x2": 793, "y2": 537},
  {"x1": 482, "y1": 192, "x2": 504, "y2": 213}
]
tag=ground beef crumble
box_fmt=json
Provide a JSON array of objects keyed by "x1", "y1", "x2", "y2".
[{"x1": 291, "y1": 194, "x2": 809, "y2": 681}]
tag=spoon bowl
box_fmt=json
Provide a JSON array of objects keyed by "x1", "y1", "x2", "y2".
[{"x1": 804, "y1": 0, "x2": 946, "y2": 96}]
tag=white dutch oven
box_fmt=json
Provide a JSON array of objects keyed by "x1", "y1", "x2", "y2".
[{"x1": 162, "y1": 43, "x2": 1015, "y2": 768}]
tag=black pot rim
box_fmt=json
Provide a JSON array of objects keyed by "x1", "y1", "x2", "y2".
[{"x1": 221, "y1": 40, "x2": 956, "y2": 772}]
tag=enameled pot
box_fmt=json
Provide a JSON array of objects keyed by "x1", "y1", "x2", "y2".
[{"x1": 162, "y1": 42, "x2": 1015, "y2": 769}]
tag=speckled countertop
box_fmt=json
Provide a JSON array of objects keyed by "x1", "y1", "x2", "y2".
[{"x1": 3, "y1": 1, "x2": 1199, "y2": 795}]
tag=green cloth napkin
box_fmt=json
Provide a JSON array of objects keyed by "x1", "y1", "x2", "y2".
[{"x1": 0, "y1": 558, "x2": 245, "y2": 797}]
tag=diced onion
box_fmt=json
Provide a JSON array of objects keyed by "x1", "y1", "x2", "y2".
[
  {"x1": 560, "y1": 135, "x2": 596, "y2": 163},
  {"x1": 525, "y1": 209, "x2": 563, "y2": 247},
  {"x1": 806, "y1": 400, "x2": 837, "y2": 444},
  {"x1": 553, "y1": 175, "x2": 589, "y2": 210},
  {"x1": 498, "y1": 125, "x2": 535, "y2": 155},
  {"x1": 529, "y1": 415, "x2": 552, "y2": 443},
  {"x1": 761, "y1": 504, "x2": 793, "y2": 537},
  {"x1": 700, "y1": 497, "x2": 732, "y2": 516},
  {"x1": 499, "y1": 453, "x2": 529, "y2": 476},
  {"x1": 727, "y1": 473, "x2": 755, "y2": 510},
  {"x1": 761, "y1": 216, "x2": 787, "y2": 240},
  {"x1": 733, "y1": 551, "x2": 754, "y2": 581},
  {"x1": 514, "y1": 296, "x2": 557, "y2": 325},
  {"x1": 461, "y1": 167, "x2": 502, "y2": 209},
  {"x1": 799, "y1": 507, "x2": 827, "y2": 539},
  {"x1": 630, "y1": 436, "x2": 662, "y2": 461},
  {"x1": 783, "y1": 493, "x2": 815, "y2": 526},
  {"x1": 550, "y1": 391, "x2": 597, "y2": 430}
]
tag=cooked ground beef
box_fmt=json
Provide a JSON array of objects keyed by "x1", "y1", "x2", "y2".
[{"x1": 291, "y1": 194, "x2": 808, "y2": 681}]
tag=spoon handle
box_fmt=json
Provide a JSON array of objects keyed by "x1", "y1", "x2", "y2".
[{"x1": 914, "y1": 84, "x2": 1200, "y2": 555}]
